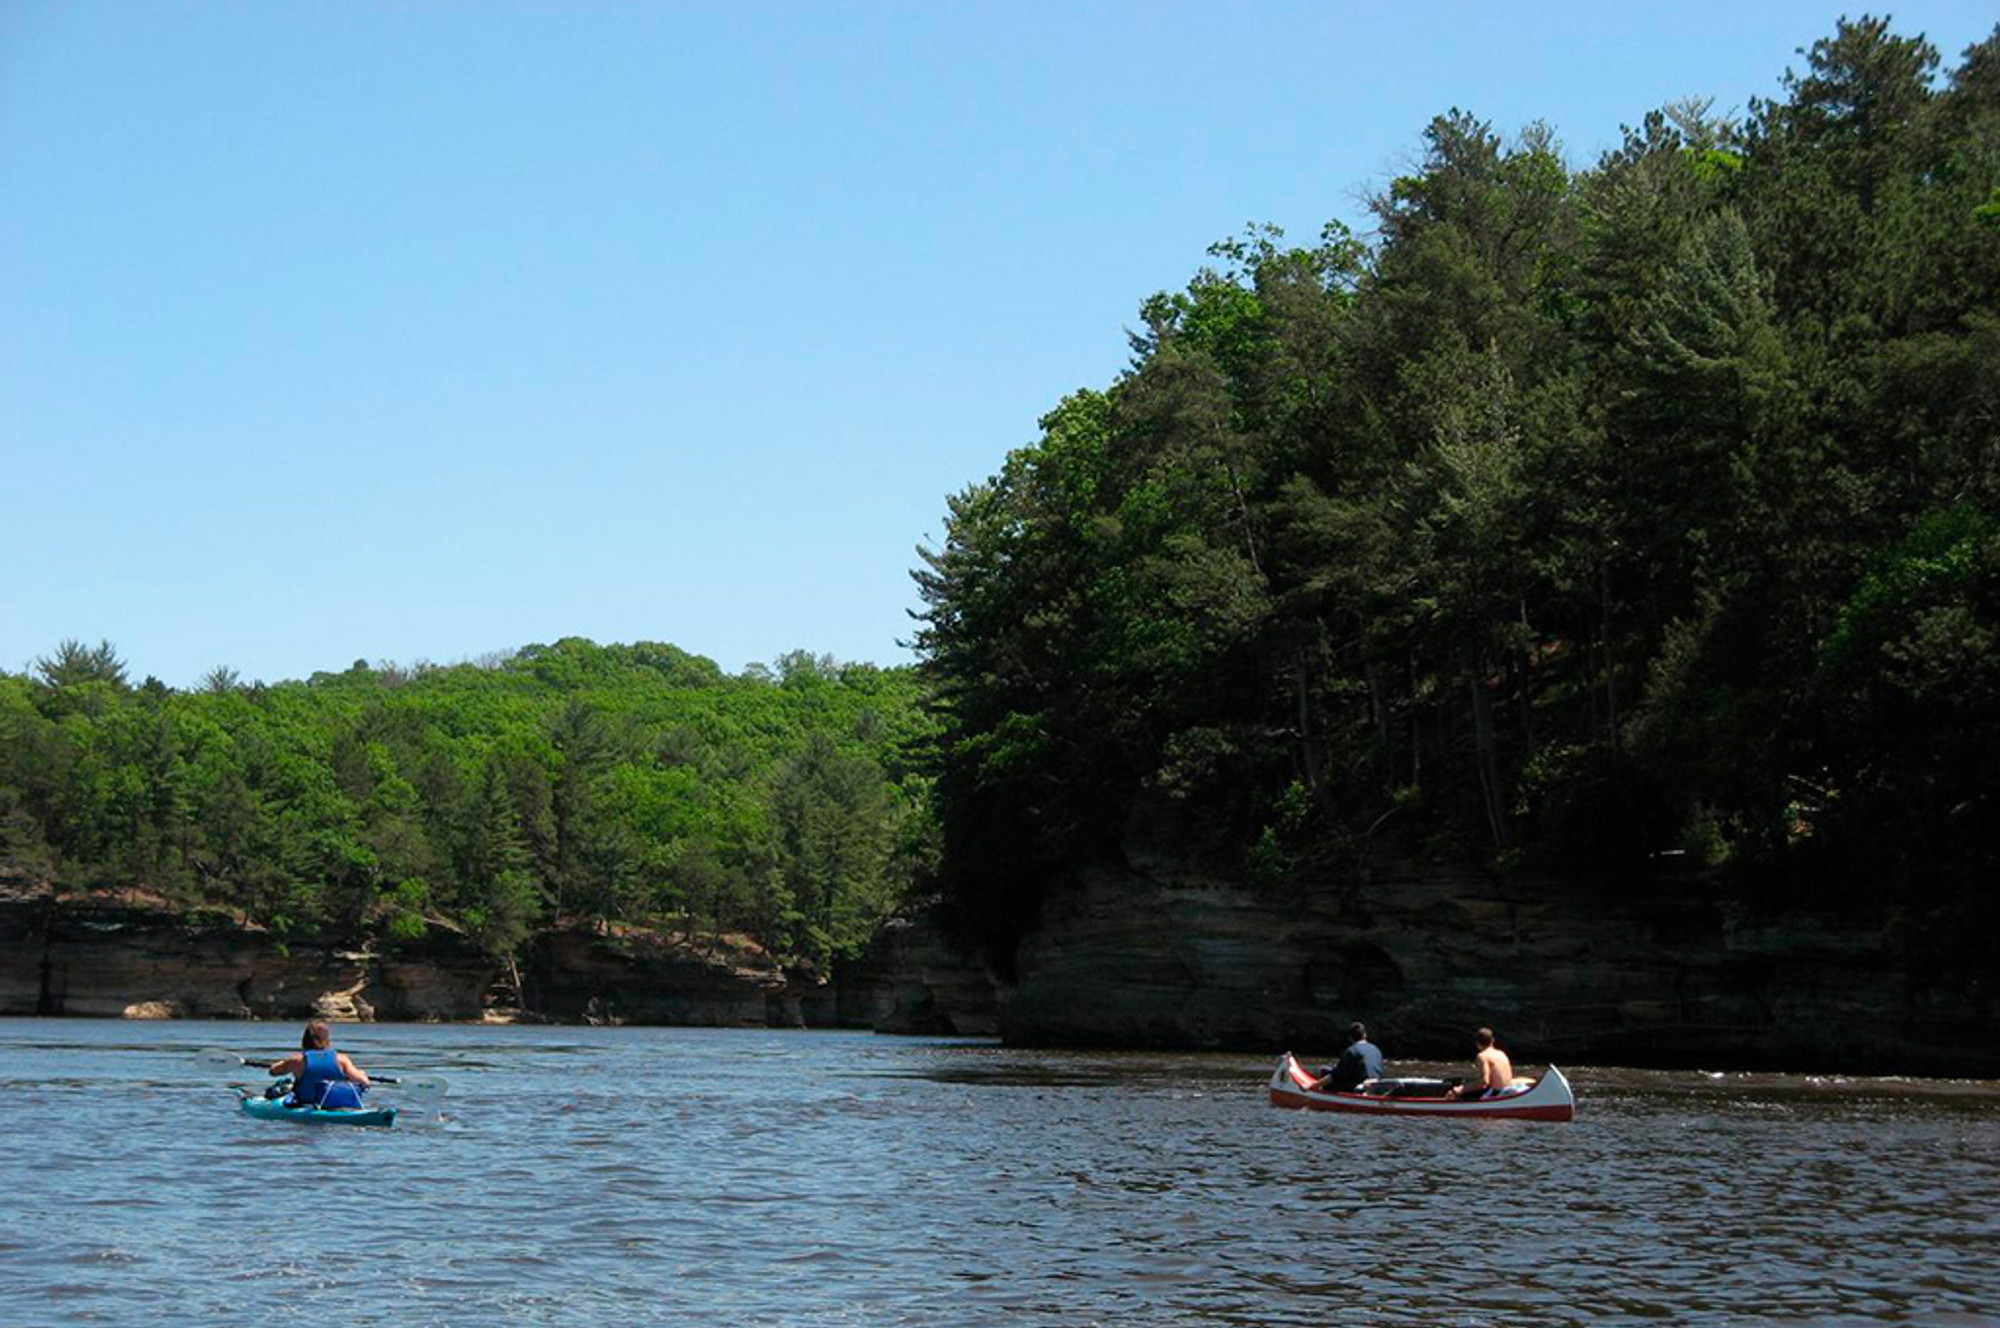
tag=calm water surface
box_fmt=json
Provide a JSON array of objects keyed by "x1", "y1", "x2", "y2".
[{"x1": 1, "y1": 1019, "x2": 1995, "y2": 1326}]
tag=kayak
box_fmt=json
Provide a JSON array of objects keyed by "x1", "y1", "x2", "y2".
[
  {"x1": 238, "y1": 1089, "x2": 397, "y2": 1129},
  {"x1": 1268, "y1": 1051, "x2": 1575, "y2": 1121}
]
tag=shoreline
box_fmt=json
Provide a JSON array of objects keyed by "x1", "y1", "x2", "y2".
[
  {"x1": 0, "y1": 878, "x2": 998, "y2": 1038},
  {"x1": 6, "y1": 1008, "x2": 1997, "y2": 1087},
  {"x1": 10, "y1": 870, "x2": 1998, "y2": 1078}
]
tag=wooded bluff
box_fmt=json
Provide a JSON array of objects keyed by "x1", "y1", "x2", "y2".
[
  {"x1": 0, "y1": 639, "x2": 934, "y2": 979},
  {"x1": 911, "y1": 17, "x2": 2000, "y2": 1014}
]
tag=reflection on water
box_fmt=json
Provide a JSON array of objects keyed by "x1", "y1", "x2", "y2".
[{"x1": 1, "y1": 1019, "x2": 1995, "y2": 1326}]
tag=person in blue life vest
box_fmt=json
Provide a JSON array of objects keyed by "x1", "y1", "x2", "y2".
[
  {"x1": 1311, "y1": 1021, "x2": 1385, "y2": 1092},
  {"x1": 267, "y1": 1020, "x2": 372, "y2": 1108}
]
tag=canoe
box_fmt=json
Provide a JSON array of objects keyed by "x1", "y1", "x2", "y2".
[
  {"x1": 1268, "y1": 1051, "x2": 1575, "y2": 1121},
  {"x1": 238, "y1": 1090, "x2": 397, "y2": 1129}
]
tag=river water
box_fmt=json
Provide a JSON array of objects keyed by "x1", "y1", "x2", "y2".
[{"x1": 1, "y1": 1019, "x2": 1995, "y2": 1326}]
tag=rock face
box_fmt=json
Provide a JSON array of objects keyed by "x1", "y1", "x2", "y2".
[
  {"x1": 365, "y1": 931, "x2": 506, "y2": 1021},
  {"x1": 0, "y1": 878, "x2": 960, "y2": 1031},
  {"x1": 17, "y1": 857, "x2": 1977, "y2": 1076},
  {"x1": 521, "y1": 926, "x2": 791, "y2": 1026},
  {"x1": 819, "y1": 915, "x2": 1001, "y2": 1036},
  {"x1": 0, "y1": 882, "x2": 480, "y2": 1022},
  {"x1": 998, "y1": 858, "x2": 2000, "y2": 1075},
  {"x1": 0, "y1": 884, "x2": 395, "y2": 1020},
  {"x1": 0, "y1": 884, "x2": 504, "y2": 1021}
]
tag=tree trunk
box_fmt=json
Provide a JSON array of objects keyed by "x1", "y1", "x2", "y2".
[
  {"x1": 1292, "y1": 655, "x2": 1333, "y2": 818},
  {"x1": 1361, "y1": 613, "x2": 1390, "y2": 773},
  {"x1": 1469, "y1": 670, "x2": 1508, "y2": 848},
  {"x1": 1409, "y1": 656, "x2": 1424, "y2": 792},
  {"x1": 1600, "y1": 563, "x2": 1620, "y2": 748}
]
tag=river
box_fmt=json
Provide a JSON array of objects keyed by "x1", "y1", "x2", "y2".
[{"x1": 1, "y1": 1019, "x2": 1995, "y2": 1326}]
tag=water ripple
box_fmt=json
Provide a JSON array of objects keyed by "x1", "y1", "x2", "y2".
[{"x1": 0, "y1": 1022, "x2": 1995, "y2": 1325}]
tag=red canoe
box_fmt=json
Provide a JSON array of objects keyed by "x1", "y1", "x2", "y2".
[{"x1": 1268, "y1": 1051, "x2": 1576, "y2": 1121}]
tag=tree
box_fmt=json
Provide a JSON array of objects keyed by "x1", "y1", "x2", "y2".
[
  {"x1": 35, "y1": 639, "x2": 129, "y2": 690},
  {"x1": 766, "y1": 732, "x2": 896, "y2": 969},
  {"x1": 458, "y1": 759, "x2": 542, "y2": 957}
]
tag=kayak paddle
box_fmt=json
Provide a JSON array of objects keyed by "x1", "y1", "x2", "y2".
[
  {"x1": 195, "y1": 1047, "x2": 448, "y2": 1092},
  {"x1": 197, "y1": 1046, "x2": 258, "y2": 1068}
]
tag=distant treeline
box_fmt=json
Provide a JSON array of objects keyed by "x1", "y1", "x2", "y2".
[
  {"x1": 0, "y1": 638, "x2": 933, "y2": 968},
  {"x1": 914, "y1": 19, "x2": 2000, "y2": 970}
]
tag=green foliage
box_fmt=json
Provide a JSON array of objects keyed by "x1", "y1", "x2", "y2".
[
  {"x1": 0, "y1": 639, "x2": 933, "y2": 967},
  {"x1": 36, "y1": 639, "x2": 130, "y2": 691},
  {"x1": 1977, "y1": 187, "x2": 2000, "y2": 232},
  {"x1": 916, "y1": 18, "x2": 2000, "y2": 963}
]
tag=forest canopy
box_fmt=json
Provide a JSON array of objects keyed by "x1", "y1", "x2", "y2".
[
  {"x1": 913, "y1": 17, "x2": 2000, "y2": 969},
  {"x1": 0, "y1": 637, "x2": 933, "y2": 970}
]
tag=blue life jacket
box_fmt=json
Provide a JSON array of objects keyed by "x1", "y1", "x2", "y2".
[
  {"x1": 290, "y1": 1048, "x2": 363, "y2": 1109},
  {"x1": 316, "y1": 1080, "x2": 366, "y2": 1110}
]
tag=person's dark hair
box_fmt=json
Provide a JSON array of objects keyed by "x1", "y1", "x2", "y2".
[
  {"x1": 1348, "y1": 1022, "x2": 1368, "y2": 1042},
  {"x1": 1475, "y1": 1026, "x2": 1495, "y2": 1049},
  {"x1": 302, "y1": 1020, "x2": 331, "y2": 1051}
]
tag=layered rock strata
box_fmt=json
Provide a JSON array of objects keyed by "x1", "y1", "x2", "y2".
[
  {"x1": 815, "y1": 914, "x2": 1000, "y2": 1036},
  {"x1": 998, "y1": 859, "x2": 2000, "y2": 1075},
  {"x1": 0, "y1": 882, "x2": 809, "y2": 1027},
  {"x1": 15, "y1": 858, "x2": 1978, "y2": 1077},
  {"x1": 520, "y1": 926, "x2": 789, "y2": 1026},
  {"x1": 0, "y1": 882, "x2": 496, "y2": 1020}
]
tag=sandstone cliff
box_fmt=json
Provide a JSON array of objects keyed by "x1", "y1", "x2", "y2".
[
  {"x1": 520, "y1": 925, "x2": 790, "y2": 1026},
  {"x1": 13, "y1": 859, "x2": 1981, "y2": 1078},
  {"x1": 0, "y1": 880, "x2": 498, "y2": 1020},
  {"x1": 996, "y1": 857, "x2": 1999, "y2": 1075},
  {"x1": 817, "y1": 914, "x2": 1001, "y2": 1036},
  {"x1": 0, "y1": 880, "x2": 823, "y2": 1028}
]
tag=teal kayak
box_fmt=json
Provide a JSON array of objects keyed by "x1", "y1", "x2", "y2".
[{"x1": 238, "y1": 1090, "x2": 397, "y2": 1128}]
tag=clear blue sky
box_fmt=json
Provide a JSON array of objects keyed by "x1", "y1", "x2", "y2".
[{"x1": 4, "y1": 2, "x2": 1993, "y2": 687}]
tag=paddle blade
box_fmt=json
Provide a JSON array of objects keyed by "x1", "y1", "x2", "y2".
[
  {"x1": 197, "y1": 1047, "x2": 253, "y2": 1069},
  {"x1": 387, "y1": 1073, "x2": 449, "y2": 1109},
  {"x1": 381, "y1": 1073, "x2": 447, "y2": 1123}
]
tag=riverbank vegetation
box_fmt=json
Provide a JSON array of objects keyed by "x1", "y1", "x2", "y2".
[
  {"x1": 0, "y1": 638, "x2": 932, "y2": 970},
  {"x1": 915, "y1": 18, "x2": 2000, "y2": 971}
]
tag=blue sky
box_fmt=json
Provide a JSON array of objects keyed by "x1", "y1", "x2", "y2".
[{"x1": 4, "y1": 2, "x2": 1994, "y2": 687}]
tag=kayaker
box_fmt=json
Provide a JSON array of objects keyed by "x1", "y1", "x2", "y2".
[
  {"x1": 1449, "y1": 1026, "x2": 1514, "y2": 1098},
  {"x1": 1312, "y1": 1021, "x2": 1385, "y2": 1092},
  {"x1": 267, "y1": 1020, "x2": 372, "y2": 1108}
]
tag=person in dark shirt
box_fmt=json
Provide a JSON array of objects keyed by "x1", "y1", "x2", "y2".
[{"x1": 1314, "y1": 1021, "x2": 1385, "y2": 1092}]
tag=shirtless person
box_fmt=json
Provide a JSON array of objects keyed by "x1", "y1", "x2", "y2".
[{"x1": 1450, "y1": 1026, "x2": 1513, "y2": 1098}]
